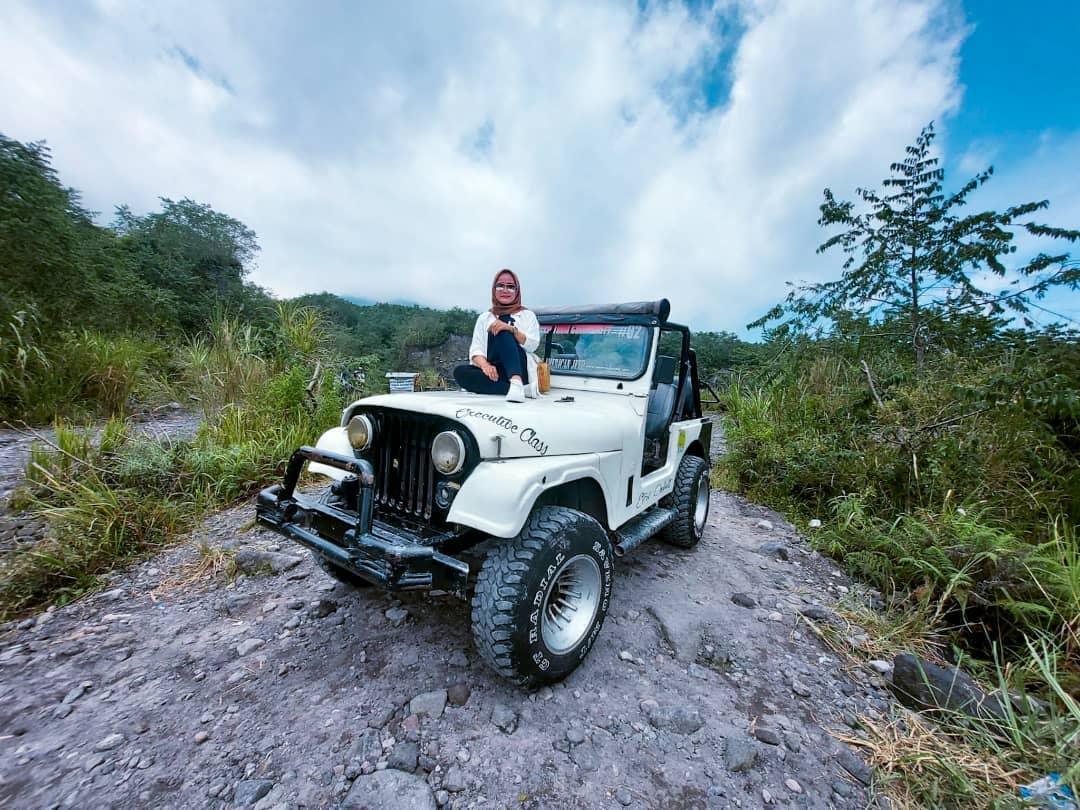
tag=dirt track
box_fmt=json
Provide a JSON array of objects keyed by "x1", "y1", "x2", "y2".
[{"x1": 0, "y1": 421, "x2": 890, "y2": 809}]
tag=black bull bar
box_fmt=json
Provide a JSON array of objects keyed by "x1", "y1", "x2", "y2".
[{"x1": 255, "y1": 446, "x2": 469, "y2": 598}]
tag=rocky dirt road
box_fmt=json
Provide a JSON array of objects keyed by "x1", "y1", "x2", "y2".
[{"x1": 0, "y1": 421, "x2": 889, "y2": 809}]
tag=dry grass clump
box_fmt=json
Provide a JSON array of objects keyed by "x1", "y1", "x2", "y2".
[
  {"x1": 837, "y1": 711, "x2": 1026, "y2": 810},
  {"x1": 148, "y1": 543, "x2": 236, "y2": 599}
]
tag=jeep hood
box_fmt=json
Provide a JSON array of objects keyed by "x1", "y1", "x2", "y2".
[{"x1": 353, "y1": 391, "x2": 636, "y2": 459}]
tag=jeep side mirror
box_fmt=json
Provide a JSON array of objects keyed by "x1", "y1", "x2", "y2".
[{"x1": 653, "y1": 355, "x2": 675, "y2": 386}]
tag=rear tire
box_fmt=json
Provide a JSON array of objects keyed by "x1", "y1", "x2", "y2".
[
  {"x1": 660, "y1": 455, "x2": 710, "y2": 548},
  {"x1": 471, "y1": 506, "x2": 614, "y2": 687}
]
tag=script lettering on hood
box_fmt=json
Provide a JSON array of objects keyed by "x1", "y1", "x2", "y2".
[{"x1": 455, "y1": 408, "x2": 548, "y2": 456}]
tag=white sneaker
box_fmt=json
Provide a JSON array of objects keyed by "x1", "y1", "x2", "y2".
[
  {"x1": 506, "y1": 380, "x2": 525, "y2": 402},
  {"x1": 525, "y1": 381, "x2": 538, "y2": 399}
]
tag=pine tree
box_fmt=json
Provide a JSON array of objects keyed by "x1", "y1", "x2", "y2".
[{"x1": 750, "y1": 123, "x2": 1080, "y2": 366}]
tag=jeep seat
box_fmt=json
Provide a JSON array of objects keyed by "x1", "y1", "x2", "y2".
[{"x1": 646, "y1": 355, "x2": 677, "y2": 439}]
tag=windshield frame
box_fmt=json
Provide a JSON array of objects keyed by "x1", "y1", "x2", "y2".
[{"x1": 541, "y1": 321, "x2": 655, "y2": 382}]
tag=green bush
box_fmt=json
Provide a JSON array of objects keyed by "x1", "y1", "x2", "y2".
[
  {"x1": 1, "y1": 304, "x2": 345, "y2": 617},
  {"x1": 1, "y1": 419, "x2": 195, "y2": 613},
  {"x1": 723, "y1": 341, "x2": 1075, "y2": 537},
  {"x1": 0, "y1": 318, "x2": 175, "y2": 423},
  {"x1": 0, "y1": 308, "x2": 50, "y2": 419},
  {"x1": 720, "y1": 332, "x2": 1079, "y2": 678}
]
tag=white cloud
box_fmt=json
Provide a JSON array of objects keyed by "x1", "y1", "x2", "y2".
[{"x1": 0, "y1": 0, "x2": 1000, "y2": 335}]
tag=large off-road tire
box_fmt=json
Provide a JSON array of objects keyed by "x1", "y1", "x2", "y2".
[
  {"x1": 660, "y1": 454, "x2": 710, "y2": 548},
  {"x1": 471, "y1": 506, "x2": 614, "y2": 688},
  {"x1": 313, "y1": 482, "x2": 373, "y2": 589}
]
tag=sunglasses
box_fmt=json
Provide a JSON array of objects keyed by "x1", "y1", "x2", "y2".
[{"x1": 494, "y1": 283, "x2": 517, "y2": 291}]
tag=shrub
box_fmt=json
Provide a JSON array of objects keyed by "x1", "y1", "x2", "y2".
[
  {"x1": 0, "y1": 308, "x2": 50, "y2": 420},
  {"x1": 720, "y1": 332, "x2": 1079, "y2": 681},
  {"x1": 1, "y1": 303, "x2": 345, "y2": 616},
  {"x1": 0, "y1": 419, "x2": 195, "y2": 614}
]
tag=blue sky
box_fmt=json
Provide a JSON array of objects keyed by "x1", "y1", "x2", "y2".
[
  {"x1": 0, "y1": 0, "x2": 1076, "y2": 335},
  {"x1": 951, "y1": 4, "x2": 1080, "y2": 157},
  {"x1": 945, "y1": 3, "x2": 1080, "y2": 328}
]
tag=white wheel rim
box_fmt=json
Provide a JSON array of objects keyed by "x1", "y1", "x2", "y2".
[
  {"x1": 541, "y1": 554, "x2": 602, "y2": 654},
  {"x1": 693, "y1": 474, "x2": 709, "y2": 535}
]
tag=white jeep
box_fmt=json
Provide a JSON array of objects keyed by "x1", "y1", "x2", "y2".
[{"x1": 256, "y1": 299, "x2": 713, "y2": 686}]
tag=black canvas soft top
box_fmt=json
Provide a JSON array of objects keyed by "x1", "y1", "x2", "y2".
[{"x1": 533, "y1": 299, "x2": 671, "y2": 326}]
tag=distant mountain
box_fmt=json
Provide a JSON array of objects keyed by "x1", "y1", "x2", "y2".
[{"x1": 342, "y1": 295, "x2": 419, "y2": 308}]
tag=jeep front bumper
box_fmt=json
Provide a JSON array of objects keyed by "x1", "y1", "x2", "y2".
[{"x1": 255, "y1": 446, "x2": 470, "y2": 599}]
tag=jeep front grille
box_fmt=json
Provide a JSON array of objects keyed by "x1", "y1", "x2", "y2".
[{"x1": 369, "y1": 411, "x2": 438, "y2": 521}]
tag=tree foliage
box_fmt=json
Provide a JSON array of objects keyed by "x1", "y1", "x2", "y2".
[
  {"x1": 0, "y1": 132, "x2": 271, "y2": 338},
  {"x1": 730, "y1": 124, "x2": 1080, "y2": 691},
  {"x1": 294, "y1": 293, "x2": 477, "y2": 369},
  {"x1": 751, "y1": 123, "x2": 1080, "y2": 366}
]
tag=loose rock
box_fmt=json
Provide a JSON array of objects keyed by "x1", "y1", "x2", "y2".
[
  {"x1": 233, "y1": 550, "x2": 302, "y2": 575},
  {"x1": 311, "y1": 599, "x2": 338, "y2": 619},
  {"x1": 233, "y1": 779, "x2": 275, "y2": 806},
  {"x1": 236, "y1": 638, "x2": 266, "y2": 657},
  {"x1": 443, "y1": 766, "x2": 468, "y2": 792},
  {"x1": 642, "y1": 703, "x2": 705, "y2": 735},
  {"x1": 798, "y1": 605, "x2": 834, "y2": 622},
  {"x1": 724, "y1": 739, "x2": 757, "y2": 773},
  {"x1": 891, "y1": 653, "x2": 1005, "y2": 720},
  {"x1": 731, "y1": 592, "x2": 757, "y2": 608},
  {"x1": 753, "y1": 727, "x2": 782, "y2": 746},
  {"x1": 757, "y1": 541, "x2": 788, "y2": 560},
  {"x1": 834, "y1": 747, "x2": 873, "y2": 785},
  {"x1": 93, "y1": 733, "x2": 124, "y2": 752},
  {"x1": 491, "y1": 704, "x2": 518, "y2": 734},
  {"x1": 410, "y1": 690, "x2": 447, "y2": 719},
  {"x1": 446, "y1": 682, "x2": 470, "y2": 707},
  {"x1": 388, "y1": 741, "x2": 419, "y2": 773}
]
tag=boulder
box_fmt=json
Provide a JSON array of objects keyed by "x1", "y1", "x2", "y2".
[{"x1": 891, "y1": 653, "x2": 1005, "y2": 720}]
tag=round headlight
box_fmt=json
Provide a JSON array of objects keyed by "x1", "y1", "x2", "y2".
[
  {"x1": 347, "y1": 414, "x2": 374, "y2": 450},
  {"x1": 431, "y1": 431, "x2": 465, "y2": 475}
]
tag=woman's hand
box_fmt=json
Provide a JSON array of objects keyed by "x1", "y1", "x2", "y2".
[
  {"x1": 488, "y1": 320, "x2": 512, "y2": 335},
  {"x1": 473, "y1": 354, "x2": 499, "y2": 381}
]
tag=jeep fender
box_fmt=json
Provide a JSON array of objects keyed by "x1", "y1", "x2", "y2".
[
  {"x1": 308, "y1": 427, "x2": 351, "y2": 481},
  {"x1": 448, "y1": 453, "x2": 617, "y2": 538}
]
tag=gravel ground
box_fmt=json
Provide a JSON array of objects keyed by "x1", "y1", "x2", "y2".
[{"x1": 0, "y1": 420, "x2": 890, "y2": 809}]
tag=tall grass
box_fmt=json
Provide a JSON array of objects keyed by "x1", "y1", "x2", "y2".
[
  {"x1": 0, "y1": 309, "x2": 50, "y2": 419},
  {"x1": 1, "y1": 304, "x2": 345, "y2": 617},
  {"x1": 721, "y1": 337, "x2": 1080, "y2": 806},
  {"x1": 0, "y1": 311, "x2": 174, "y2": 423},
  {"x1": 179, "y1": 313, "x2": 268, "y2": 419},
  {"x1": 0, "y1": 420, "x2": 195, "y2": 612}
]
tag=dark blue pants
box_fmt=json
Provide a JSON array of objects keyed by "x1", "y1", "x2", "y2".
[{"x1": 454, "y1": 324, "x2": 529, "y2": 395}]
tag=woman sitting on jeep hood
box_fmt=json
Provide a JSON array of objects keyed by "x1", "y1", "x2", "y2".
[{"x1": 453, "y1": 268, "x2": 540, "y2": 402}]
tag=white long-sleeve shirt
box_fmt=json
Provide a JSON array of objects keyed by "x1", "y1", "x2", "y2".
[
  {"x1": 468, "y1": 309, "x2": 540, "y2": 359},
  {"x1": 468, "y1": 309, "x2": 541, "y2": 381}
]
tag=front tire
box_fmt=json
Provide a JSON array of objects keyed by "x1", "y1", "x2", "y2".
[
  {"x1": 471, "y1": 506, "x2": 614, "y2": 687},
  {"x1": 660, "y1": 455, "x2": 710, "y2": 548}
]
